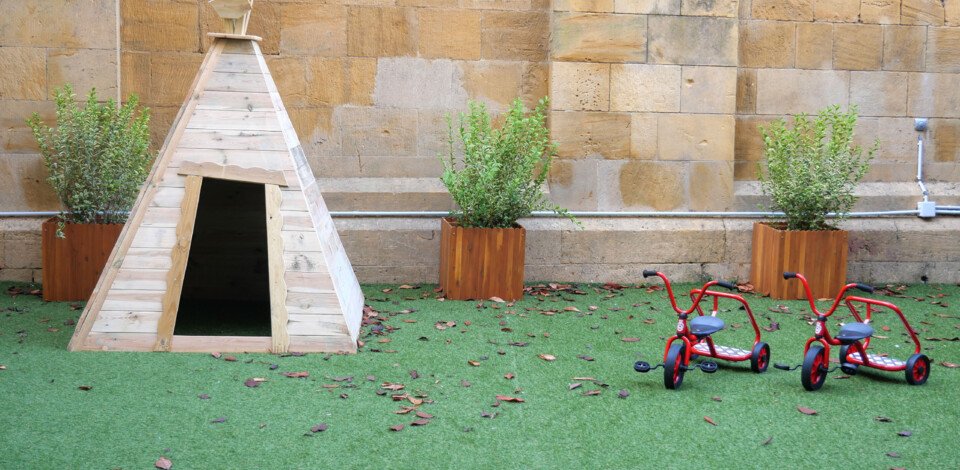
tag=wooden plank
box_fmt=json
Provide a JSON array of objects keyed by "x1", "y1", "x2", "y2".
[
  {"x1": 213, "y1": 53, "x2": 261, "y2": 74},
  {"x1": 178, "y1": 161, "x2": 287, "y2": 186},
  {"x1": 194, "y1": 91, "x2": 275, "y2": 112},
  {"x1": 151, "y1": 186, "x2": 186, "y2": 208},
  {"x1": 279, "y1": 189, "x2": 308, "y2": 211},
  {"x1": 172, "y1": 148, "x2": 289, "y2": 170},
  {"x1": 207, "y1": 32, "x2": 262, "y2": 42},
  {"x1": 81, "y1": 333, "x2": 157, "y2": 352},
  {"x1": 279, "y1": 212, "x2": 314, "y2": 231},
  {"x1": 266, "y1": 184, "x2": 290, "y2": 354},
  {"x1": 749, "y1": 222, "x2": 849, "y2": 300},
  {"x1": 155, "y1": 175, "x2": 203, "y2": 351},
  {"x1": 112, "y1": 269, "x2": 168, "y2": 291},
  {"x1": 68, "y1": 40, "x2": 225, "y2": 351},
  {"x1": 286, "y1": 317, "x2": 349, "y2": 336},
  {"x1": 91, "y1": 313, "x2": 160, "y2": 334},
  {"x1": 170, "y1": 335, "x2": 272, "y2": 353},
  {"x1": 221, "y1": 39, "x2": 255, "y2": 54},
  {"x1": 205, "y1": 71, "x2": 270, "y2": 93},
  {"x1": 439, "y1": 218, "x2": 526, "y2": 301},
  {"x1": 281, "y1": 230, "x2": 323, "y2": 252},
  {"x1": 283, "y1": 252, "x2": 329, "y2": 273},
  {"x1": 177, "y1": 129, "x2": 287, "y2": 151},
  {"x1": 41, "y1": 219, "x2": 123, "y2": 302},
  {"x1": 140, "y1": 207, "x2": 182, "y2": 228},
  {"x1": 120, "y1": 248, "x2": 174, "y2": 270},
  {"x1": 101, "y1": 290, "x2": 164, "y2": 312},
  {"x1": 288, "y1": 335, "x2": 357, "y2": 354},
  {"x1": 284, "y1": 271, "x2": 334, "y2": 292},
  {"x1": 186, "y1": 110, "x2": 281, "y2": 132},
  {"x1": 130, "y1": 226, "x2": 177, "y2": 249}
]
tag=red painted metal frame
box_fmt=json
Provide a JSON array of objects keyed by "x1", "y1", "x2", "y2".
[
  {"x1": 648, "y1": 272, "x2": 760, "y2": 366},
  {"x1": 791, "y1": 273, "x2": 918, "y2": 373}
]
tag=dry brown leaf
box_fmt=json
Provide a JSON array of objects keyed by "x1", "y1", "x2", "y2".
[
  {"x1": 410, "y1": 419, "x2": 430, "y2": 426},
  {"x1": 797, "y1": 406, "x2": 818, "y2": 415},
  {"x1": 538, "y1": 354, "x2": 556, "y2": 362},
  {"x1": 704, "y1": 416, "x2": 718, "y2": 426},
  {"x1": 155, "y1": 457, "x2": 173, "y2": 470},
  {"x1": 940, "y1": 362, "x2": 959, "y2": 368},
  {"x1": 283, "y1": 371, "x2": 309, "y2": 378},
  {"x1": 310, "y1": 423, "x2": 328, "y2": 433},
  {"x1": 394, "y1": 406, "x2": 417, "y2": 414},
  {"x1": 504, "y1": 373, "x2": 515, "y2": 380},
  {"x1": 398, "y1": 284, "x2": 418, "y2": 289},
  {"x1": 389, "y1": 424, "x2": 404, "y2": 432},
  {"x1": 564, "y1": 306, "x2": 581, "y2": 312},
  {"x1": 489, "y1": 296, "x2": 505, "y2": 303},
  {"x1": 468, "y1": 360, "x2": 481, "y2": 367},
  {"x1": 621, "y1": 337, "x2": 640, "y2": 342},
  {"x1": 569, "y1": 382, "x2": 582, "y2": 390},
  {"x1": 415, "y1": 411, "x2": 433, "y2": 419},
  {"x1": 495, "y1": 395, "x2": 525, "y2": 403}
]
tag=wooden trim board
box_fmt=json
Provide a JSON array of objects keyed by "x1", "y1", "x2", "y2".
[
  {"x1": 266, "y1": 184, "x2": 290, "y2": 354},
  {"x1": 177, "y1": 161, "x2": 287, "y2": 186}
]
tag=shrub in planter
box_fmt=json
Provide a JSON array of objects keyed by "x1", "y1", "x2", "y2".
[
  {"x1": 438, "y1": 97, "x2": 574, "y2": 300},
  {"x1": 750, "y1": 105, "x2": 877, "y2": 299},
  {"x1": 27, "y1": 85, "x2": 152, "y2": 301}
]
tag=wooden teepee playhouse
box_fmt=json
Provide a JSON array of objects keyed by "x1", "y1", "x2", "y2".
[{"x1": 68, "y1": 1, "x2": 364, "y2": 353}]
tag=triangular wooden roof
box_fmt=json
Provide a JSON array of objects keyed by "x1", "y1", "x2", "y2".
[{"x1": 68, "y1": 35, "x2": 364, "y2": 353}]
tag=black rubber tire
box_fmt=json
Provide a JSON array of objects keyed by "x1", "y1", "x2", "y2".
[
  {"x1": 801, "y1": 346, "x2": 828, "y2": 391},
  {"x1": 664, "y1": 343, "x2": 686, "y2": 390},
  {"x1": 750, "y1": 342, "x2": 770, "y2": 373},
  {"x1": 905, "y1": 354, "x2": 930, "y2": 386}
]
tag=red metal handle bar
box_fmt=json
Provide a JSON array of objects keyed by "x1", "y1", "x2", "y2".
[{"x1": 646, "y1": 271, "x2": 720, "y2": 315}]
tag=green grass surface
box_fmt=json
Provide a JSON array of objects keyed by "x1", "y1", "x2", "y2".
[{"x1": 1, "y1": 281, "x2": 959, "y2": 469}]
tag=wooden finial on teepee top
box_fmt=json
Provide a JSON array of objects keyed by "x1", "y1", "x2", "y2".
[{"x1": 209, "y1": 0, "x2": 254, "y2": 35}]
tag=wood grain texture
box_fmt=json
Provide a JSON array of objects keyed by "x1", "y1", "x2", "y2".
[
  {"x1": 155, "y1": 175, "x2": 203, "y2": 351},
  {"x1": 177, "y1": 161, "x2": 287, "y2": 186},
  {"x1": 439, "y1": 218, "x2": 526, "y2": 301},
  {"x1": 749, "y1": 222, "x2": 849, "y2": 300},
  {"x1": 41, "y1": 219, "x2": 123, "y2": 302},
  {"x1": 265, "y1": 184, "x2": 290, "y2": 354}
]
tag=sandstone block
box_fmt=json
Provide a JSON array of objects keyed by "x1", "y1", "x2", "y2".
[
  {"x1": 149, "y1": 53, "x2": 204, "y2": 106},
  {"x1": 347, "y1": 7, "x2": 417, "y2": 58},
  {"x1": 751, "y1": 0, "x2": 813, "y2": 21},
  {"x1": 550, "y1": 62, "x2": 610, "y2": 111},
  {"x1": 121, "y1": 52, "x2": 151, "y2": 104},
  {"x1": 926, "y1": 27, "x2": 960, "y2": 73},
  {"x1": 306, "y1": 58, "x2": 347, "y2": 107},
  {"x1": 860, "y1": 0, "x2": 900, "y2": 24},
  {"x1": 281, "y1": 4, "x2": 347, "y2": 56},
  {"x1": 813, "y1": 0, "x2": 859, "y2": 22},
  {"x1": 266, "y1": 57, "x2": 309, "y2": 107},
  {"x1": 929, "y1": 119, "x2": 960, "y2": 163},
  {"x1": 0, "y1": 48, "x2": 46, "y2": 100},
  {"x1": 901, "y1": 0, "x2": 945, "y2": 26},
  {"x1": 609, "y1": 64, "x2": 681, "y2": 112},
  {"x1": 418, "y1": 109, "x2": 458, "y2": 160},
  {"x1": 681, "y1": 0, "x2": 738, "y2": 17},
  {"x1": 373, "y1": 58, "x2": 468, "y2": 110},
  {"x1": 47, "y1": 49, "x2": 117, "y2": 100},
  {"x1": 551, "y1": 13, "x2": 646, "y2": 63},
  {"x1": 949, "y1": 1, "x2": 960, "y2": 26},
  {"x1": 734, "y1": 116, "x2": 772, "y2": 180},
  {"x1": 481, "y1": 11, "x2": 549, "y2": 61},
  {"x1": 419, "y1": 9, "x2": 481, "y2": 60},
  {"x1": 756, "y1": 69, "x2": 849, "y2": 115},
  {"x1": 689, "y1": 161, "x2": 734, "y2": 211},
  {"x1": 875, "y1": 118, "x2": 917, "y2": 162},
  {"x1": 338, "y1": 107, "x2": 418, "y2": 157},
  {"x1": 461, "y1": 0, "x2": 532, "y2": 9},
  {"x1": 658, "y1": 114, "x2": 735, "y2": 162},
  {"x1": 737, "y1": 69, "x2": 757, "y2": 114},
  {"x1": 630, "y1": 113, "x2": 658, "y2": 160},
  {"x1": 146, "y1": 106, "x2": 178, "y2": 151},
  {"x1": 907, "y1": 72, "x2": 960, "y2": 118},
  {"x1": 122, "y1": 0, "x2": 199, "y2": 52},
  {"x1": 398, "y1": 0, "x2": 459, "y2": 6},
  {"x1": 834, "y1": 24, "x2": 883, "y2": 71},
  {"x1": 680, "y1": 66, "x2": 737, "y2": 114},
  {"x1": 849, "y1": 71, "x2": 908, "y2": 117},
  {"x1": 648, "y1": 16, "x2": 737, "y2": 66},
  {"x1": 345, "y1": 58, "x2": 377, "y2": 106},
  {"x1": 739, "y1": 20, "x2": 796, "y2": 69},
  {"x1": 463, "y1": 62, "x2": 548, "y2": 112},
  {"x1": 0, "y1": 0, "x2": 115, "y2": 49},
  {"x1": 0, "y1": 155, "x2": 60, "y2": 211},
  {"x1": 288, "y1": 107, "x2": 339, "y2": 157},
  {"x1": 201, "y1": 0, "x2": 280, "y2": 55},
  {"x1": 553, "y1": 0, "x2": 615, "y2": 11},
  {"x1": 618, "y1": 161, "x2": 687, "y2": 210},
  {"x1": 796, "y1": 22, "x2": 833, "y2": 69},
  {"x1": 548, "y1": 159, "x2": 600, "y2": 210},
  {"x1": 551, "y1": 111, "x2": 631, "y2": 158},
  {"x1": 614, "y1": 0, "x2": 681, "y2": 14},
  {"x1": 883, "y1": 25, "x2": 925, "y2": 72}
]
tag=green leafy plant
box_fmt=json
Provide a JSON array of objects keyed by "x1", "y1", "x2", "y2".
[
  {"x1": 27, "y1": 84, "x2": 152, "y2": 229},
  {"x1": 440, "y1": 97, "x2": 574, "y2": 228},
  {"x1": 758, "y1": 105, "x2": 877, "y2": 231}
]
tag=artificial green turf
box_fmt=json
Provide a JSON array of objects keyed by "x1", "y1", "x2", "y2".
[{"x1": 1, "y1": 280, "x2": 959, "y2": 469}]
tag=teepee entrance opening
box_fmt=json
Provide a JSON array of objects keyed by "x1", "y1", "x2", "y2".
[{"x1": 174, "y1": 178, "x2": 271, "y2": 336}]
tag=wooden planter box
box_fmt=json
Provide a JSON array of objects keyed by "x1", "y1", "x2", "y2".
[
  {"x1": 41, "y1": 218, "x2": 123, "y2": 302},
  {"x1": 439, "y1": 217, "x2": 526, "y2": 301},
  {"x1": 750, "y1": 222, "x2": 848, "y2": 300}
]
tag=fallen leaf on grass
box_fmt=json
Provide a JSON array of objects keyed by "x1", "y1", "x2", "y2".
[
  {"x1": 582, "y1": 389, "x2": 601, "y2": 396},
  {"x1": 409, "y1": 370, "x2": 420, "y2": 379},
  {"x1": 761, "y1": 437, "x2": 773, "y2": 446},
  {"x1": 415, "y1": 411, "x2": 433, "y2": 419},
  {"x1": 283, "y1": 371, "x2": 309, "y2": 378},
  {"x1": 224, "y1": 356, "x2": 237, "y2": 362},
  {"x1": 211, "y1": 352, "x2": 222, "y2": 359},
  {"x1": 198, "y1": 394, "x2": 210, "y2": 400},
  {"x1": 538, "y1": 354, "x2": 556, "y2": 362},
  {"x1": 0, "y1": 365, "x2": 6, "y2": 371},
  {"x1": 310, "y1": 423, "x2": 328, "y2": 433},
  {"x1": 331, "y1": 376, "x2": 353, "y2": 382},
  {"x1": 897, "y1": 430, "x2": 912, "y2": 437},
  {"x1": 508, "y1": 342, "x2": 528, "y2": 347},
  {"x1": 411, "y1": 419, "x2": 430, "y2": 426},
  {"x1": 78, "y1": 385, "x2": 92, "y2": 391},
  {"x1": 244, "y1": 378, "x2": 266, "y2": 388},
  {"x1": 925, "y1": 337, "x2": 960, "y2": 342},
  {"x1": 480, "y1": 411, "x2": 497, "y2": 419},
  {"x1": 711, "y1": 396, "x2": 722, "y2": 402},
  {"x1": 504, "y1": 373, "x2": 515, "y2": 380},
  {"x1": 381, "y1": 382, "x2": 405, "y2": 391},
  {"x1": 496, "y1": 395, "x2": 525, "y2": 403},
  {"x1": 155, "y1": 457, "x2": 173, "y2": 470},
  {"x1": 489, "y1": 296, "x2": 505, "y2": 303},
  {"x1": 940, "y1": 362, "x2": 959, "y2": 368},
  {"x1": 617, "y1": 389, "x2": 630, "y2": 399},
  {"x1": 886, "y1": 452, "x2": 900, "y2": 458},
  {"x1": 621, "y1": 337, "x2": 640, "y2": 343},
  {"x1": 797, "y1": 406, "x2": 818, "y2": 415},
  {"x1": 211, "y1": 417, "x2": 227, "y2": 423},
  {"x1": 389, "y1": 424, "x2": 404, "y2": 432},
  {"x1": 569, "y1": 383, "x2": 582, "y2": 390},
  {"x1": 875, "y1": 416, "x2": 893, "y2": 423},
  {"x1": 704, "y1": 416, "x2": 718, "y2": 426},
  {"x1": 461, "y1": 380, "x2": 472, "y2": 387},
  {"x1": 468, "y1": 360, "x2": 481, "y2": 367},
  {"x1": 762, "y1": 322, "x2": 780, "y2": 332},
  {"x1": 564, "y1": 306, "x2": 581, "y2": 312},
  {"x1": 398, "y1": 284, "x2": 419, "y2": 290},
  {"x1": 577, "y1": 355, "x2": 594, "y2": 362}
]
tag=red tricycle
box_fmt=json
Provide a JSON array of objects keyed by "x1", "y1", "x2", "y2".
[
  {"x1": 634, "y1": 270, "x2": 771, "y2": 390},
  {"x1": 775, "y1": 272, "x2": 930, "y2": 391}
]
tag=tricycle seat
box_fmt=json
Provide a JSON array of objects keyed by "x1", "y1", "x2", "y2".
[
  {"x1": 689, "y1": 316, "x2": 725, "y2": 337},
  {"x1": 836, "y1": 322, "x2": 873, "y2": 344}
]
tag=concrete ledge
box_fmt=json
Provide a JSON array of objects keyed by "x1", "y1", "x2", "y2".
[{"x1": 3, "y1": 215, "x2": 959, "y2": 285}]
